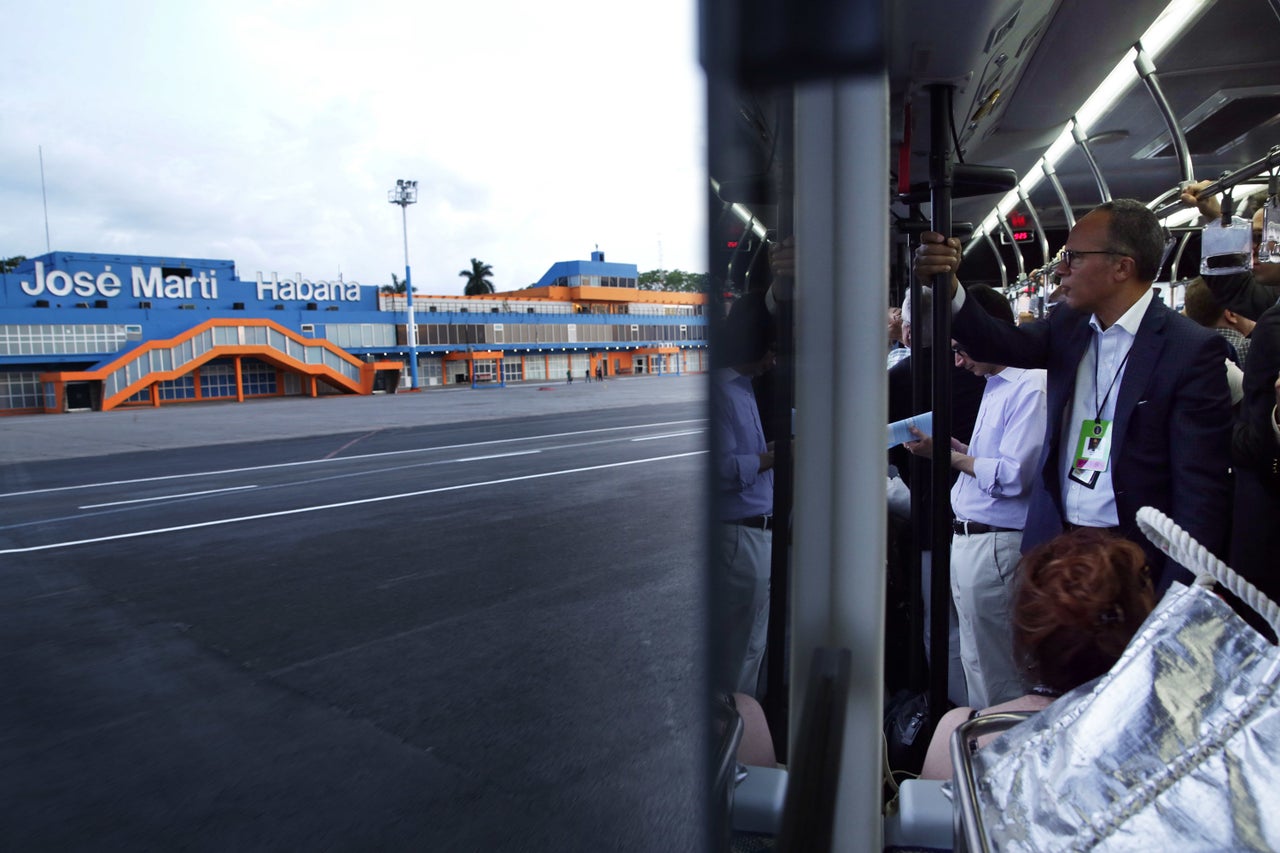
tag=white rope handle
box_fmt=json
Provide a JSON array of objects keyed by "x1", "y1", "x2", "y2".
[{"x1": 1136, "y1": 506, "x2": 1280, "y2": 635}]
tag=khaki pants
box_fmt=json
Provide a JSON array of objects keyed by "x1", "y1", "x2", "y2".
[
  {"x1": 716, "y1": 522, "x2": 771, "y2": 697},
  {"x1": 951, "y1": 529, "x2": 1024, "y2": 708}
]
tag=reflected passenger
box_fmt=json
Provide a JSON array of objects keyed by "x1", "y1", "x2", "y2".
[{"x1": 712, "y1": 293, "x2": 777, "y2": 697}]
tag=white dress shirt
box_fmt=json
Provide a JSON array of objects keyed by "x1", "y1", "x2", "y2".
[{"x1": 1060, "y1": 288, "x2": 1155, "y2": 527}]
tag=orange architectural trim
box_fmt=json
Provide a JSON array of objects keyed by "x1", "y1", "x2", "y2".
[
  {"x1": 39, "y1": 318, "x2": 404, "y2": 412},
  {"x1": 442, "y1": 350, "x2": 504, "y2": 362}
]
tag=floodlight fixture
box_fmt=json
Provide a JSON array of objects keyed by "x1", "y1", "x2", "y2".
[{"x1": 389, "y1": 179, "x2": 419, "y2": 207}]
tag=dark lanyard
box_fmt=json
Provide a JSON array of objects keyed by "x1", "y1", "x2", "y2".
[{"x1": 1093, "y1": 333, "x2": 1130, "y2": 425}]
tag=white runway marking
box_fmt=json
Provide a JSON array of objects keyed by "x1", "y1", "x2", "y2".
[
  {"x1": 0, "y1": 451, "x2": 706, "y2": 554},
  {"x1": 629, "y1": 430, "x2": 705, "y2": 442},
  {"x1": 451, "y1": 450, "x2": 541, "y2": 463},
  {"x1": 0, "y1": 418, "x2": 705, "y2": 499},
  {"x1": 79, "y1": 485, "x2": 260, "y2": 510}
]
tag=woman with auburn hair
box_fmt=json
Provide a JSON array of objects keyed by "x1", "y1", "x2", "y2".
[{"x1": 919, "y1": 530, "x2": 1155, "y2": 780}]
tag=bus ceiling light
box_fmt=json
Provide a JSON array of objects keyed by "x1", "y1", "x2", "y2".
[
  {"x1": 1074, "y1": 0, "x2": 1211, "y2": 134},
  {"x1": 982, "y1": 0, "x2": 1213, "y2": 231},
  {"x1": 1018, "y1": 159, "x2": 1047, "y2": 196},
  {"x1": 1043, "y1": 126, "x2": 1077, "y2": 171},
  {"x1": 1074, "y1": 47, "x2": 1140, "y2": 134},
  {"x1": 996, "y1": 191, "x2": 1020, "y2": 218},
  {"x1": 1142, "y1": 0, "x2": 1216, "y2": 58}
]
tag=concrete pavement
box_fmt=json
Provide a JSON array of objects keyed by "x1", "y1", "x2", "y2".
[{"x1": 0, "y1": 373, "x2": 707, "y2": 462}]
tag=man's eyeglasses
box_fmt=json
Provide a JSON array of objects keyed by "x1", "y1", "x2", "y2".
[
  {"x1": 1056, "y1": 248, "x2": 1125, "y2": 268},
  {"x1": 951, "y1": 345, "x2": 968, "y2": 356}
]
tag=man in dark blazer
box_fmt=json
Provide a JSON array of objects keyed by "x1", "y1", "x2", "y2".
[
  {"x1": 1231, "y1": 302, "x2": 1280, "y2": 598},
  {"x1": 914, "y1": 199, "x2": 1232, "y2": 591}
]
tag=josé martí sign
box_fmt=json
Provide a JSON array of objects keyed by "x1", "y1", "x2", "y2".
[{"x1": 18, "y1": 261, "x2": 363, "y2": 304}]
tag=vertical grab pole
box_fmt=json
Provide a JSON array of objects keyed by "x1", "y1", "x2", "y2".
[
  {"x1": 926, "y1": 82, "x2": 955, "y2": 724},
  {"x1": 793, "y1": 73, "x2": 889, "y2": 851},
  {"x1": 765, "y1": 88, "x2": 795, "y2": 762}
]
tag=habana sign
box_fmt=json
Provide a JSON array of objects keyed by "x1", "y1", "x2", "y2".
[{"x1": 18, "y1": 261, "x2": 361, "y2": 304}]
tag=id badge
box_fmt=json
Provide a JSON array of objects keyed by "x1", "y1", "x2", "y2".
[{"x1": 1073, "y1": 419, "x2": 1113, "y2": 473}]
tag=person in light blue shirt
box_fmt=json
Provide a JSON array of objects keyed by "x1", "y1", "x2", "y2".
[
  {"x1": 906, "y1": 284, "x2": 1047, "y2": 707},
  {"x1": 712, "y1": 293, "x2": 776, "y2": 696}
]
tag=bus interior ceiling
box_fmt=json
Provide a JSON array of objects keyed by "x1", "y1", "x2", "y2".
[
  {"x1": 706, "y1": 0, "x2": 1280, "y2": 847},
  {"x1": 714, "y1": 0, "x2": 1280, "y2": 283},
  {"x1": 889, "y1": 0, "x2": 1280, "y2": 282}
]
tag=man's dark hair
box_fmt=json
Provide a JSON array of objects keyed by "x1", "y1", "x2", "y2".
[
  {"x1": 715, "y1": 290, "x2": 776, "y2": 368},
  {"x1": 1095, "y1": 198, "x2": 1166, "y2": 282},
  {"x1": 965, "y1": 283, "x2": 1016, "y2": 325},
  {"x1": 1181, "y1": 277, "x2": 1225, "y2": 328}
]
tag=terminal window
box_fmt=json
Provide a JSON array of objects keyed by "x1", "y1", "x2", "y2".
[
  {"x1": 0, "y1": 372, "x2": 43, "y2": 410},
  {"x1": 0, "y1": 323, "x2": 128, "y2": 356}
]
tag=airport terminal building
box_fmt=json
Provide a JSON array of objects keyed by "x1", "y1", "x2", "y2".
[{"x1": 0, "y1": 250, "x2": 709, "y2": 415}]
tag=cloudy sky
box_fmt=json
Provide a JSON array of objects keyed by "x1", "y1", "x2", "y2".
[{"x1": 1, "y1": 1, "x2": 706, "y2": 295}]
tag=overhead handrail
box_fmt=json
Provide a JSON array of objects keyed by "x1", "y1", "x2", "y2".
[
  {"x1": 1041, "y1": 160, "x2": 1077, "y2": 230},
  {"x1": 1071, "y1": 119, "x2": 1112, "y2": 202},
  {"x1": 1168, "y1": 231, "x2": 1194, "y2": 282},
  {"x1": 996, "y1": 217, "x2": 1027, "y2": 281},
  {"x1": 727, "y1": 216, "x2": 760, "y2": 285},
  {"x1": 983, "y1": 231, "x2": 1008, "y2": 290},
  {"x1": 1135, "y1": 44, "x2": 1194, "y2": 185},
  {"x1": 1153, "y1": 148, "x2": 1280, "y2": 220},
  {"x1": 1016, "y1": 186, "x2": 1052, "y2": 267}
]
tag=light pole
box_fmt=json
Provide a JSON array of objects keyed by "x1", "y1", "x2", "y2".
[{"x1": 388, "y1": 178, "x2": 419, "y2": 389}]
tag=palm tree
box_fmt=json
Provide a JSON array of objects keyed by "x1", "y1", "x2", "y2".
[
  {"x1": 460, "y1": 258, "x2": 495, "y2": 295},
  {"x1": 380, "y1": 273, "x2": 408, "y2": 294}
]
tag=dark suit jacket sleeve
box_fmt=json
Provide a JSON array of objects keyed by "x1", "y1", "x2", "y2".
[
  {"x1": 951, "y1": 288, "x2": 1056, "y2": 370},
  {"x1": 1233, "y1": 305, "x2": 1280, "y2": 475},
  {"x1": 1167, "y1": 328, "x2": 1234, "y2": 561}
]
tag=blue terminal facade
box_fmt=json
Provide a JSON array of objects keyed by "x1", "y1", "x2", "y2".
[{"x1": 0, "y1": 250, "x2": 709, "y2": 415}]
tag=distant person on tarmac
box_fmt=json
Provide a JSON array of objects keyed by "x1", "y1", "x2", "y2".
[{"x1": 566, "y1": 369, "x2": 573, "y2": 384}]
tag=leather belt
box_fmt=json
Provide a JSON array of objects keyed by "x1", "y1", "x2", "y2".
[
  {"x1": 1063, "y1": 522, "x2": 1120, "y2": 534},
  {"x1": 952, "y1": 520, "x2": 1019, "y2": 536},
  {"x1": 726, "y1": 515, "x2": 773, "y2": 530}
]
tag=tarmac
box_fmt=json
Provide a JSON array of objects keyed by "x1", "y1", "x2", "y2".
[{"x1": 0, "y1": 373, "x2": 708, "y2": 463}]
